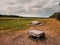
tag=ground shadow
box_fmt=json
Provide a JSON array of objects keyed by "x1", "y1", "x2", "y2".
[{"x1": 28, "y1": 36, "x2": 47, "y2": 42}]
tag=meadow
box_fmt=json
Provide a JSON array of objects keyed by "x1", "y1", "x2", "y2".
[{"x1": 0, "y1": 17, "x2": 44, "y2": 30}]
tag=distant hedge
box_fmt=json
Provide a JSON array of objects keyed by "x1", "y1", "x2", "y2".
[
  {"x1": 0, "y1": 14, "x2": 22, "y2": 18},
  {"x1": 0, "y1": 15, "x2": 19, "y2": 17}
]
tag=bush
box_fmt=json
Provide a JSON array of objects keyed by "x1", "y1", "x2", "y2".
[
  {"x1": 56, "y1": 13, "x2": 60, "y2": 20},
  {"x1": 49, "y1": 12, "x2": 60, "y2": 21}
]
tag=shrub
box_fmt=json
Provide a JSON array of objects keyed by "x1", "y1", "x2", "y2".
[{"x1": 56, "y1": 13, "x2": 60, "y2": 20}]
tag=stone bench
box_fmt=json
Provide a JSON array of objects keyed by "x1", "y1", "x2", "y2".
[
  {"x1": 30, "y1": 21, "x2": 43, "y2": 26},
  {"x1": 28, "y1": 30, "x2": 45, "y2": 39}
]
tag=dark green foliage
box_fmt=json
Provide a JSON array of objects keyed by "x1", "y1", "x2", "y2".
[
  {"x1": 49, "y1": 13, "x2": 57, "y2": 18},
  {"x1": 0, "y1": 14, "x2": 20, "y2": 18},
  {"x1": 49, "y1": 12, "x2": 60, "y2": 20},
  {"x1": 56, "y1": 13, "x2": 60, "y2": 20}
]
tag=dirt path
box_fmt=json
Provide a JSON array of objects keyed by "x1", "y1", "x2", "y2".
[{"x1": 0, "y1": 19, "x2": 60, "y2": 45}]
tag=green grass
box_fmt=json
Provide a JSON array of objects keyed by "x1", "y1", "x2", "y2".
[
  {"x1": 0, "y1": 17, "x2": 51, "y2": 30},
  {"x1": 0, "y1": 17, "x2": 44, "y2": 30}
]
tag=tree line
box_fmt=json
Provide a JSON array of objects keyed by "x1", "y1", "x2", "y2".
[
  {"x1": 0, "y1": 14, "x2": 22, "y2": 18},
  {"x1": 49, "y1": 12, "x2": 60, "y2": 20}
]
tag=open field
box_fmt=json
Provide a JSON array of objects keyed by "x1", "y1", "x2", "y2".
[
  {"x1": 0, "y1": 17, "x2": 49, "y2": 30},
  {"x1": 0, "y1": 17, "x2": 60, "y2": 45},
  {"x1": 0, "y1": 17, "x2": 39, "y2": 30}
]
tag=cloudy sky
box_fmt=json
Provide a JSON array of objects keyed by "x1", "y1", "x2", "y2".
[{"x1": 0, "y1": 0, "x2": 60, "y2": 17}]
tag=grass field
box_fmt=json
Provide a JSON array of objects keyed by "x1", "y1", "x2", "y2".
[
  {"x1": 0, "y1": 17, "x2": 45, "y2": 30},
  {"x1": 0, "y1": 17, "x2": 31, "y2": 30}
]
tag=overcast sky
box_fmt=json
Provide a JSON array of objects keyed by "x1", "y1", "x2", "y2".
[{"x1": 0, "y1": 0, "x2": 60, "y2": 17}]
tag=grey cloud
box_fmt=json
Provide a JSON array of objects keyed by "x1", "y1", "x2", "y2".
[
  {"x1": 0, "y1": 9, "x2": 8, "y2": 14},
  {"x1": 16, "y1": 0, "x2": 32, "y2": 4},
  {"x1": 7, "y1": 6, "x2": 26, "y2": 14},
  {"x1": 7, "y1": 2, "x2": 15, "y2": 5},
  {"x1": 23, "y1": 8, "x2": 33, "y2": 14},
  {"x1": 30, "y1": 0, "x2": 48, "y2": 8},
  {"x1": 27, "y1": 0, "x2": 59, "y2": 14}
]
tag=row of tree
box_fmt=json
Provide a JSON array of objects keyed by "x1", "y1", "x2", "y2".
[
  {"x1": 0, "y1": 14, "x2": 22, "y2": 18},
  {"x1": 49, "y1": 12, "x2": 60, "y2": 20}
]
